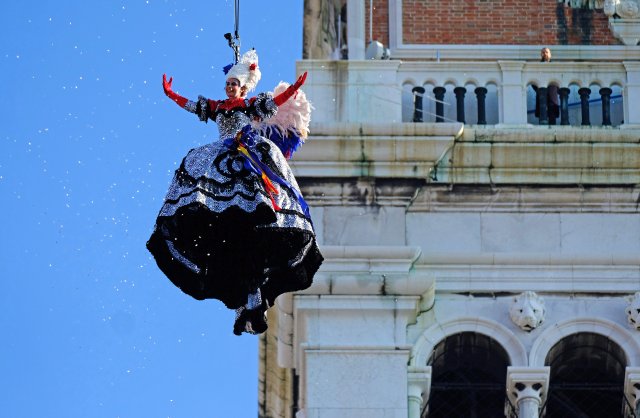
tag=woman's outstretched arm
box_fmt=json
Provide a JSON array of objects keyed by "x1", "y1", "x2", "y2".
[
  {"x1": 162, "y1": 74, "x2": 190, "y2": 108},
  {"x1": 162, "y1": 74, "x2": 219, "y2": 121},
  {"x1": 273, "y1": 72, "x2": 307, "y2": 106}
]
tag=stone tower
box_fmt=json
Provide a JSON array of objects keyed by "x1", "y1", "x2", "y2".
[{"x1": 260, "y1": 1, "x2": 640, "y2": 417}]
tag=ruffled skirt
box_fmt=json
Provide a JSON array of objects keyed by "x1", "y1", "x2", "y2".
[{"x1": 147, "y1": 132, "x2": 323, "y2": 309}]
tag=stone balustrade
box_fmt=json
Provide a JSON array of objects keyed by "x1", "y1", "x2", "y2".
[{"x1": 298, "y1": 60, "x2": 640, "y2": 127}]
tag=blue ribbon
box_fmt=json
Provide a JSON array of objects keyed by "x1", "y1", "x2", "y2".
[{"x1": 223, "y1": 126, "x2": 312, "y2": 221}]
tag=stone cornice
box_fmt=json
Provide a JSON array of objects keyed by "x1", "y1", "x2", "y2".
[
  {"x1": 290, "y1": 123, "x2": 460, "y2": 179},
  {"x1": 293, "y1": 123, "x2": 640, "y2": 186},
  {"x1": 300, "y1": 245, "x2": 431, "y2": 297},
  {"x1": 307, "y1": 122, "x2": 465, "y2": 137},
  {"x1": 406, "y1": 185, "x2": 640, "y2": 213},
  {"x1": 292, "y1": 247, "x2": 640, "y2": 296},
  {"x1": 412, "y1": 251, "x2": 640, "y2": 294}
]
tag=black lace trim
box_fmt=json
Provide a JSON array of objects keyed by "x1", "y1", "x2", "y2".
[
  {"x1": 253, "y1": 93, "x2": 277, "y2": 120},
  {"x1": 195, "y1": 95, "x2": 209, "y2": 122},
  {"x1": 163, "y1": 185, "x2": 269, "y2": 206}
]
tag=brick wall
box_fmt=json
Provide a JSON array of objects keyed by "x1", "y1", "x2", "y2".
[
  {"x1": 368, "y1": 0, "x2": 620, "y2": 46},
  {"x1": 365, "y1": 0, "x2": 390, "y2": 47}
]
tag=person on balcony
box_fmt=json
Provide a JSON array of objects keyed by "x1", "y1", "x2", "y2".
[{"x1": 533, "y1": 47, "x2": 559, "y2": 125}]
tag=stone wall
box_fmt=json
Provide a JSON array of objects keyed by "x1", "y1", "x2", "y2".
[{"x1": 259, "y1": 121, "x2": 640, "y2": 417}]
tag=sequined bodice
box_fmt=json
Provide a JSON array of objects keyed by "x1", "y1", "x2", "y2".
[
  {"x1": 186, "y1": 93, "x2": 276, "y2": 140},
  {"x1": 215, "y1": 110, "x2": 252, "y2": 139}
]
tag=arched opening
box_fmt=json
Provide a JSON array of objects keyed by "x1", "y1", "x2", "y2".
[
  {"x1": 543, "y1": 332, "x2": 627, "y2": 417},
  {"x1": 423, "y1": 332, "x2": 510, "y2": 418}
]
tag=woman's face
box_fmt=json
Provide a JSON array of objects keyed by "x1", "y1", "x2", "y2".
[{"x1": 225, "y1": 78, "x2": 242, "y2": 99}]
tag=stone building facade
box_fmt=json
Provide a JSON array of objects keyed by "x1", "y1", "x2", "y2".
[{"x1": 260, "y1": 1, "x2": 640, "y2": 417}]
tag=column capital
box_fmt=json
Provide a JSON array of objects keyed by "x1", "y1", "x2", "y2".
[
  {"x1": 624, "y1": 367, "x2": 640, "y2": 412},
  {"x1": 408, "y1": 365, "x2": 432, "y2": 392},
  {"x1": 408, "y1": 366, "x2": 432, "y2": 418},
  {"x1": 506, "y1": 367, "x2": 550, "y2": 414}
]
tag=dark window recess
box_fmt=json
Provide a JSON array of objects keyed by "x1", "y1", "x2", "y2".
[
  {"x1": 543, "y1": 332, "x2": 628, "y2": 418},
  {"x1": 423, "y1": 332, "x2": 510, "y2": 418}
]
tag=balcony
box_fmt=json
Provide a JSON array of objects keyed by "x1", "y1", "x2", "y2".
[{"x1": 298, "y1": 60, "x2": 640, "y2": 127}]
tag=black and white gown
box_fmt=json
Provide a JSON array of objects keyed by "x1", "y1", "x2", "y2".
[{"x1": 147, "y1": 93, "x2": 323, "y2": 314}]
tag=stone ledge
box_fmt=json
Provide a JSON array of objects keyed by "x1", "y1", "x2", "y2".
[
  {"x1": 299, "y1": 245, "x2": 431, "y2": 296},
  {"x1": 292, "y1": 123, "x2": 640, "y2": 185},
  {"x1": 463, "y1": 126, "x2": 640, "y2": 143},
  {"x1": 416, "y1": 251, "x2": 640, "y2": 265},
  {"x1": 406, "y1": 185, "x2": 640, "y2": 213},
  {"x1": 308, "y1": 122, "x2": 464, "y2": 138},
  {"x1": 435, "y1": 167, "x2": 640, "y2": 184}
]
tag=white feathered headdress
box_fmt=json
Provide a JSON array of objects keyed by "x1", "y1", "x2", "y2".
[{"x1": 224, "y1": 49, "x2": 261, "y2": 93}]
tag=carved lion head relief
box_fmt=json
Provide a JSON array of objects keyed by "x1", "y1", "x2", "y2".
[{"x1": 510, "y1": 291, "x2": 546, "y2": 332}]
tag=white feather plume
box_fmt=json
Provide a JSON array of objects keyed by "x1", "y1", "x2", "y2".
[{"x1": 264, "y1": 82, "x2": 312, "y2": 139}]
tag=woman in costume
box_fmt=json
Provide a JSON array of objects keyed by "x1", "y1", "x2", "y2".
[{"x1": 147, "y1": 50, "x2": 323, "y2": 335}]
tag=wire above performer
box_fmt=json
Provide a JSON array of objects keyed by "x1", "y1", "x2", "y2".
[{"x1": 224, "y1": 0, "x2": 241, "y2": 63}]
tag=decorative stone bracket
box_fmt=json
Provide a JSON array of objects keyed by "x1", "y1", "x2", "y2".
[
  {"x1": 561, "y1": 0, "x2": 640, "y2": 45},
  {"x1": 624, "y1": 367, "x2": 640, "y2": 415},
  {"x1": 506, "y1": 367, "x2": 551, "y2": 418},
  {"x1": 572, "y1": 0, "x2": 640, "y2": 45},
  {"x1": 608, "y1": 17, "x2": 640, "y2": 46},
  {"x1": 626, "y1": 292, "x2": 640, "y2": 331}
]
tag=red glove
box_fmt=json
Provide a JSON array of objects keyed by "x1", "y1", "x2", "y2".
[
  {"x1": 274, "y1": 72, "x2": 307, "y2": 106},
  {"x1": 163, "y1": 74, "x2": 188, "y2": 108}
]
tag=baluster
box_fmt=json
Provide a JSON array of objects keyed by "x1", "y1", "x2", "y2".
[
  {"x1": 475, "y1": 87, "x2": 487, "y2": 125},
  {"x1": 548, "y1": 85, "x2": 558, "y2": 125},
  {"x1": 454, "y1": 87, "x2": 466, "y2": 123},
  {"x1": 600, "y1": 87, "x2": 612, "y2": 126},
  {"x1": 412, "y1": 86, "x2": 425, "y2": 123},
  {"x1": 579, "y1": 87, "x2": 591, "y2": 126},
  {"x1": 537, "y1": 86, "x2": 549, "y2": 125},
  {"x1": 559, "y1": 87, "x2": 570, "y2": 125},
  {"x1": 433, "y1": 86, "x2": 446, "y2": 122}
]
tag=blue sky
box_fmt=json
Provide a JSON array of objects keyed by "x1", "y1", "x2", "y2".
[{"x1": 1, "y1": 1, "x2": 303, "y2": 416}]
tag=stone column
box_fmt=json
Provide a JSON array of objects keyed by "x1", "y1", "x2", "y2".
[
  {"x1": 454, "y1": 86, "x2": 467, "y2": 123},
  {"x1": 498, "y1": 61, "x2": 527, "y2": 125},
  {"x1": 346, "y1": 0, "x2": 365, "y2": 60},
  {"x1": 412, "y1": 86, "x2": 426, "y2": 122},
  {"x1": 506, "y1": 367, "x2": 550, "y2": 418},
  {"x1": 578, "y1": 87, "x2": 592, "y2": 126},
  {"x1": 558, "y1": 87, "x2": 570, "y2": 125},
  {"x1": 408, "y1": 366, "x2": 431, "y2": 418},
  {"x1": 433, "y1": 86, "x2": 446, "y2": 122},
  {"x1": 537, "y1": 86, "x2": 549, "y2": 125},
  {"x1": 600, "y1": 87, "x2": 612, "y2": 126},
  {"x1": 623, "y1": 62, "x2": 640, "y2": 125},
  {"x1": 475, "y1": 87, "x2": 488, "y2": 125}
]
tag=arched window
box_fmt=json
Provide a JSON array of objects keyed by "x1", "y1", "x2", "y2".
[
  {"x1": 543, "y1": 332, "x2": 627, "y2": 417},
  {"x1": 423, "y1": 332, "x2": 510, "y2": 418}
]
